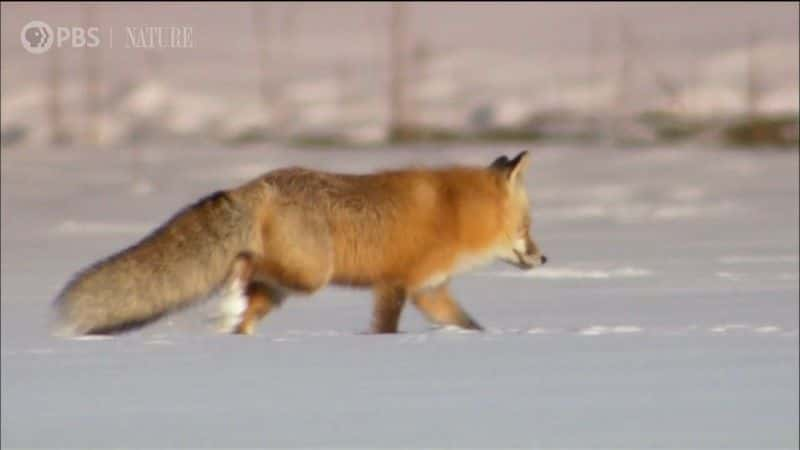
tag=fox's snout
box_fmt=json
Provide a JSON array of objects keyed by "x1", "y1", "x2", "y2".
[
  {"x1": 514, "y1": 251, "x2": 547, "y2": 269},
  {"x1": 516, "y1": 235, "x2": 546, "y2": 269},
  {"x1": 507, "y1": 237, "x2": 547, "y2": 269}
]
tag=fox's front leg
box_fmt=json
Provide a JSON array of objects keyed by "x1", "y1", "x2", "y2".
[
  {"x1": 371, "y1": 285, "x2": 407, "y2": 333},
  {"x1": 411, "y1": 283, "x2": 483, "y2": 331}
]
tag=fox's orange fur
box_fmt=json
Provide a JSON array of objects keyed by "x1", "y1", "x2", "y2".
[{"x1": 54, "y1": 151, "x2": 546, "y2": 336}]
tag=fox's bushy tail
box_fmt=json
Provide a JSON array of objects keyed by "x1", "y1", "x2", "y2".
[{"x1": 53, "y1": 191, "x2": 255, "y2": 335}]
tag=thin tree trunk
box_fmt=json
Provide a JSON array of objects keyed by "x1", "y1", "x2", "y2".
[
  {"x1": 388, "y1": 2, "x2": 410, "y2": 141},
  {"x1": 276, "y1": 3, "x2": 300, "y2": 139},
  {"x1": 48, "y1": 46, "x2": 67, "y2": 145},
  {"x1": 613, "y1": 19, "x2": 635, "y2": 144},
  {"x1": 252, "y1": 3, "x2": 272, "y2": 116},
  {"x1": 745, "y1": 28, "x2": 762, "y2": 119},
  {"x1": 83, "y1": 5, "x2": 101, "y2": 146}
]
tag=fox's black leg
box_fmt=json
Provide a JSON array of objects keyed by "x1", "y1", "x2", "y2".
[{"x1": 372, "y1": 284, "x2": 407, "y2": 333}]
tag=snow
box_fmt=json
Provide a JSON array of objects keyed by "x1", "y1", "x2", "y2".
[
  {"x1": 490, "y1": 266, "x2": 653, "y2": 279},
  {"x1": 2, "y1": 144, "x2": 798, "y2": 448}
]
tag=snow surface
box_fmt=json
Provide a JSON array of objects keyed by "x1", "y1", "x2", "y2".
[{"x1": 2, "y1": 144, "x2": 798, "y2": 448}]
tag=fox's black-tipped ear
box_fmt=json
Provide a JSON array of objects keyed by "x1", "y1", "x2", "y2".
[
  {"x1": 490, "y1": 155, "x2": 510, "y2": 169},
  {"x1": 492, "y1": 151, "x2": 530, "y2": 184}
]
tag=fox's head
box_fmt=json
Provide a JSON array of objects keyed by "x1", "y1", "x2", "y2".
[{"x1": 491, "y1": 151, "x2": 547, "y2": 270}]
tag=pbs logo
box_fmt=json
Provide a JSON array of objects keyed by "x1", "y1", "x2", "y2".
[{"x1": 21, "y1": 20, "x2": 54, "y2": 54}]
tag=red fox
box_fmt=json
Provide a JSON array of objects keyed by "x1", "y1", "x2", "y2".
[{"x1": 54, "y1": 151, "x2": 546, "y2": 336}]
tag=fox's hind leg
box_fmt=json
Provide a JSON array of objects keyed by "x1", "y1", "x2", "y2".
[
  {"x1": 411, "y1": 283, "x2": 483, "y2": 331},
  {"x1": 217, "y1": 253, "x2": 267, "y2": 334},
  {"x1": 234, "y1": 281, "x2": 283, "y2": 335},
  {"x1": 217, "y1": 253, "x2": 284, "y2": 335},
  {"x1": 220, "y1": 244, "x2": 332, "y2": 335},
  {"x1": 221, "y1": 208, "x2": 333, "y2": 335}
]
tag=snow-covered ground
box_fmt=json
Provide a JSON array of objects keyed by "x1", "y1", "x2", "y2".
[{"x1": 1, "y1": 144, "x2": 798, "y2": 448}]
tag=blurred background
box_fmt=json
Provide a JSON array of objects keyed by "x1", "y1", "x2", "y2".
[{"x1": 1, "y1": 1, "x2": 798, "y2": 150}]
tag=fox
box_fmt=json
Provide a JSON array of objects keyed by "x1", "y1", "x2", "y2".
[{"x1": 53, "y1": 150, "x2": 547, "y2": 336}]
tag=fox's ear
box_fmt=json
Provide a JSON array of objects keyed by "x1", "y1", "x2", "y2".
[
  {"x1": 493, "y1": 151, "x2": 530, "y2": 184},
  {"x1": 490, "y1": 155, "x2": 510, "y2": 169}
]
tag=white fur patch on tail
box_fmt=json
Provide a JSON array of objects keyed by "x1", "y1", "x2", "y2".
[{"x1": 216, "y1": 278, "x2": 247, "y2": 333}]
